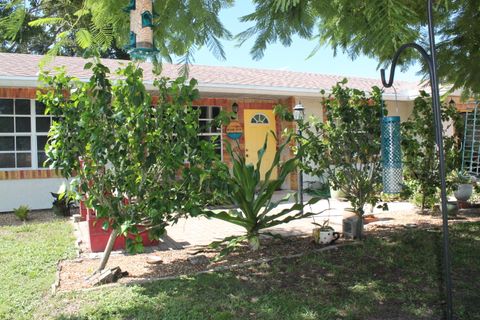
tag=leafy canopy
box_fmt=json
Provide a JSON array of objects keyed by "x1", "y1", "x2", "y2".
[
  {"x1": 0, "y1": 0, "x2": 129, "y2": 58},
  {"x1": 296, "y1": 81, "x2": 385, "y2": 218},
  {"x1": 1, "y1": 0, "x2": 233, "y2": 68},
  {"x1": 243, "y1": 0, "x2": 480, "y2": 96},
  {"x1": 401, "y1": 91, "x2": 462, "y2": 210}
]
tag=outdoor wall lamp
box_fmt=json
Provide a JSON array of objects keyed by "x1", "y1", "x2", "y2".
[
  {"x1": 231, "y1": 102, "x2": 239, "y2": 115},
  {"x1": 293, "y1": 102, "x2": 305, "y2": 213},
  {"x1": 293, "y1": 102, "x2": 305, "y2": 121},
  {"x1": 380, "y1": 0, "x2": 453, "y2": 318},
  {"x1": 449, "y1": 98, "x2": 456, "y2": 109}
]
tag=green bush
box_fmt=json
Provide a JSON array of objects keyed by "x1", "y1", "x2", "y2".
[
  {"x1": 205, "y1": 134, "x2": 320, "y2": 256},
  {"x1": 13, "y1": 205, "x2": 29, "y2": 221}
]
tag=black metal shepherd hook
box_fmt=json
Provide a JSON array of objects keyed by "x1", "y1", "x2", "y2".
[{"x1": 380, "y1": 1, "x2": 454, "y2": 319}]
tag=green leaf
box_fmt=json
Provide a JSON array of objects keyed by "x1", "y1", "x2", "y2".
[
  {"x1": 28, "y1": 17, "x2": 64, "y2": 27},
  {"x1": 75, "y1": 28, "x2": 93, "y2": 49}
]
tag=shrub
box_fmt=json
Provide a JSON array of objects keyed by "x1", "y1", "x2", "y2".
[
  {"x1": 14, "y1": 205, "x2": 29, "y2": 222},
  {"x1": 205, "y1": 134, "x2": 321, "y2": 256},
  {"x1": 51, "y1": 192, "x2": 74, "y2": 217},
  {"x1": 293, "y1": 80, "x2": 384, "y2": 238},
  {"x1": 401, "y1": 91, "x2": 462, "y2": 211}
]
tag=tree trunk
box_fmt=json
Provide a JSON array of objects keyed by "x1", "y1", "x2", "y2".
[
  {"x1": 421, "y1": 192, "x2": 426, "y2": 213},
  {"x1": 356, "y1": 214, "x2": 364, "y2": 240},
  {"x1": 95, "y1": 228, "x2": 119, "y2": 274}
]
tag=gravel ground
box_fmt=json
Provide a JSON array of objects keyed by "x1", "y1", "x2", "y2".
[{"x1": 0, "y1": 209, "x2": 58, "y2": 226}]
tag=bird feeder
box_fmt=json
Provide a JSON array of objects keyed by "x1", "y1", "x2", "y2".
[
  {"x1": 124, "y1": 0, "x2": 157, "y2": 60},
  {"x1": 381, "y1": 116, "x2": 402, "y2": 194}
]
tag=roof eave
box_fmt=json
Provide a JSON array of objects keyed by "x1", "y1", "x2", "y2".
[{"x1": 0, "y1": 76, "x2": 414, "y2": 101}]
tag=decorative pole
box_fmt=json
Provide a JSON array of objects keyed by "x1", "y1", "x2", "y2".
[
  {"x1": 380, "y1": 1, "x2": 453, "y2": 318},
  {"x1": 293, "y1": 102, "x2": 305, "y2": 213}
]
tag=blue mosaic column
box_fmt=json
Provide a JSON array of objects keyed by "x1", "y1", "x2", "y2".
[{"x1": 382, "y1": 116, "x2": 403, "y2": 194}]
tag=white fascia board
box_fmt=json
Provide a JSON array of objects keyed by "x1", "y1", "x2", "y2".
[{"x1": 0, "y1": 76, "x2": 414, "y2": 101}]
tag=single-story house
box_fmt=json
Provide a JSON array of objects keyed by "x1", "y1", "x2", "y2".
[{"x1": 0, "y1": 52, "x2": 435, "y2": 212}]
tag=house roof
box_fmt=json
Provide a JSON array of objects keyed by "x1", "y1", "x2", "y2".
[{"x1": 0, "y1": 52, "x2": 422, "y2": 100}]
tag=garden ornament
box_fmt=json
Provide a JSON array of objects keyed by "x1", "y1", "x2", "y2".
[{"x1": 380, "y1": 0, "x2": 454, "y2": 317}]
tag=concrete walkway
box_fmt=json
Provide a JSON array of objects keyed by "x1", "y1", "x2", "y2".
[
  {"x1": 77, "y1": 190, "x2": 418, "y2": 257},
  {"x1": 163, "y1": 190, "x2": 416, "y2": 248}
]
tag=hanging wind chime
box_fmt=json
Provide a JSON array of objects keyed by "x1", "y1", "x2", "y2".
[{"x1": 124, "y1": 0, "x2": 157, "y2": 60}]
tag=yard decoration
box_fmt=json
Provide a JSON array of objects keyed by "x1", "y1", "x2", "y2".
[
  {"x1": 448, "y1": 170, "x2": 473, "y2": 202},
  {"x1": 38, "y1": 60, "x2": 223, "y2": 273},
  {"x1": 311, "y1": 220, "x2": 339, "y2": 245},
  {"x1": 401, "y1": 92, "x2": 461, "y2": 211},
  {"x1": 204, "y1": 134, "x2": 322, "y2": 257},
  {"x1": 124, "y1": 0, "x2": 158, "y2": 60},
  {"x1": 296, "y1": 81, "x2": 384, "y2": 239},
  {"x1": 380, "y1": 1, "x2": 457, "y2": 316},
  {"x1": 381, "y1": 115, "x2": 402, "y2": 194}
]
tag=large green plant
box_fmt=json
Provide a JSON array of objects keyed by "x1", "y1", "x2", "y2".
[
  {"x1": 38, "y1": 60, "x2": 223, "y2": 272},
  {"x1": 205, "y1": 134, "x2": 320, "y2": 255},
  {"x1": 297, "y1": 81, "x2": 384, "y2": 238},
  {"x1": 401, "y1": 91, "x2": 462, "y2": 211}
]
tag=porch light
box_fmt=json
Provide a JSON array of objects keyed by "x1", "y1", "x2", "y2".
[
  {"x1": 293, "y1": 102, "x2": 305, "y2": 121},
  {"x1": 231, "y1": 102, "x2": 239, "y2": 115},
  {"x1": 449, "y1": 98, "x2": 456, "y2": 109}
]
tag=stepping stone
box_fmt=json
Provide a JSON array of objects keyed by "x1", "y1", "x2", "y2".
[{"x1": 146, "y1": 256, "x2": 164, "y2": 265}]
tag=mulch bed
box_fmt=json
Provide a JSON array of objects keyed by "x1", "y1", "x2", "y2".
[
  {"x1": 53, "y1": 207, "x2": 480, "y2": 292},
  {"x1": 58, "y1": 235, "x2": 345, "y2": 292}
]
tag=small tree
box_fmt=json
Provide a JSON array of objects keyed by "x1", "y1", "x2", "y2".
[
  {"x1": 298, "y1": 81, "x2": 384, "y2": 238},
  {"x1": 401, "y1": 91, "x2": 462, "y2": 211},
  {"x1": 39, "y1": 61, "x2": 223, "y2": 272}
]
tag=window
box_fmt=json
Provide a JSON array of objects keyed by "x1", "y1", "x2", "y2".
[
  {"x1": 0, "y1": 99, "x2": 54, "y2": 170},
  {"x1": 0, "y1": 99, "x2": 32, "y2": 168},
  {"x1": 193, "y1": 106, "x2": 222, "y2": 159},
  {"x1": 251, "y1": 113, "x2": 269, "y2": 124},
  {"x1": 35, "y1": 101, "x2": 55, "y2": 168}
]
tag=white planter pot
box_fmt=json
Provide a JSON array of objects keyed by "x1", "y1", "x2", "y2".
[
  {"x1": 454, "y1": 184, "x2": 473, "y2": 202},
  {"x1": 312, "y1": 228, "x2": 340, "y2": 244},
  {"x1": 330, "y1": 186, "x2": 346, "y2": 200}
]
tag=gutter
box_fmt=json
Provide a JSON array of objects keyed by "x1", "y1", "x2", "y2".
[{"x1": 0, "y1": 76, "x2": 415, "y2": 101}]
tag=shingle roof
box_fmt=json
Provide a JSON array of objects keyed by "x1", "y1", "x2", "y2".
[{"x1": 0, "y1": 52, "x2": 420, "y2": 97}]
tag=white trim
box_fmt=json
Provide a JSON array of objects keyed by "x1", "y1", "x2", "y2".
[
  {"x1": 31, "y1": 99, "x2": 38, "y2": 169},
  {"x1": 0, "y1": 76, "x2": 418, "y2": 101}
]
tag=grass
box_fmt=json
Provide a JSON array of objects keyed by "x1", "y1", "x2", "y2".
[
  {"x1": 1, "y1": 217, "x2": 478, "y2": 319},
  {"x1": 0, "y1": 218, "x2": 76, "y2": 320},
  {"x1": 29, "y1": 222, "x2": 479, "y2": 320}
]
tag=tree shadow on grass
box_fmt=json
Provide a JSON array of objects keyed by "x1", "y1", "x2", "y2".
[{"x1": 53, "y1": 223, "x2": 480, "y2": 320}]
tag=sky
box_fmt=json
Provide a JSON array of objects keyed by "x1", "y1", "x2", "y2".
[{"x1": 191, "y1": 1, "x2": 422, "y2": 82}]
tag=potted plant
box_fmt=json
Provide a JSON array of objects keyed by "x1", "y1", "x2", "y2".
[
  {"x1": 312, "y1": 220, "x2": 340, "y2": 245},
  {"x1": 448, "y1": 170, "x2": 473, "y2": 202},
  {"x1": 51, "y1": 192, "x2": 74, "y2": 217}
]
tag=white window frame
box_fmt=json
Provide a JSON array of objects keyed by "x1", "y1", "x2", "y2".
[
  {"x1": 194, "y1": 105, "x2": 223, "y2": 161},
  {"x1": 0, "y1": 99, "x2": 53, "y2": 171}
]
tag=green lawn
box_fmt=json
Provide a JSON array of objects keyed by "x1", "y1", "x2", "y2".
[
  {"x1": 2, "y1": 218, "x2": 479, "y2": 320},
  {"x1": 0, "y1": 219, "x2": 76, "y2": 320}
]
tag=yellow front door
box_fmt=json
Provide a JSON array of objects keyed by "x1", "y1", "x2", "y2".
[{"x1": 244, "y1": 109, "x2": 278, "y2": 180}]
